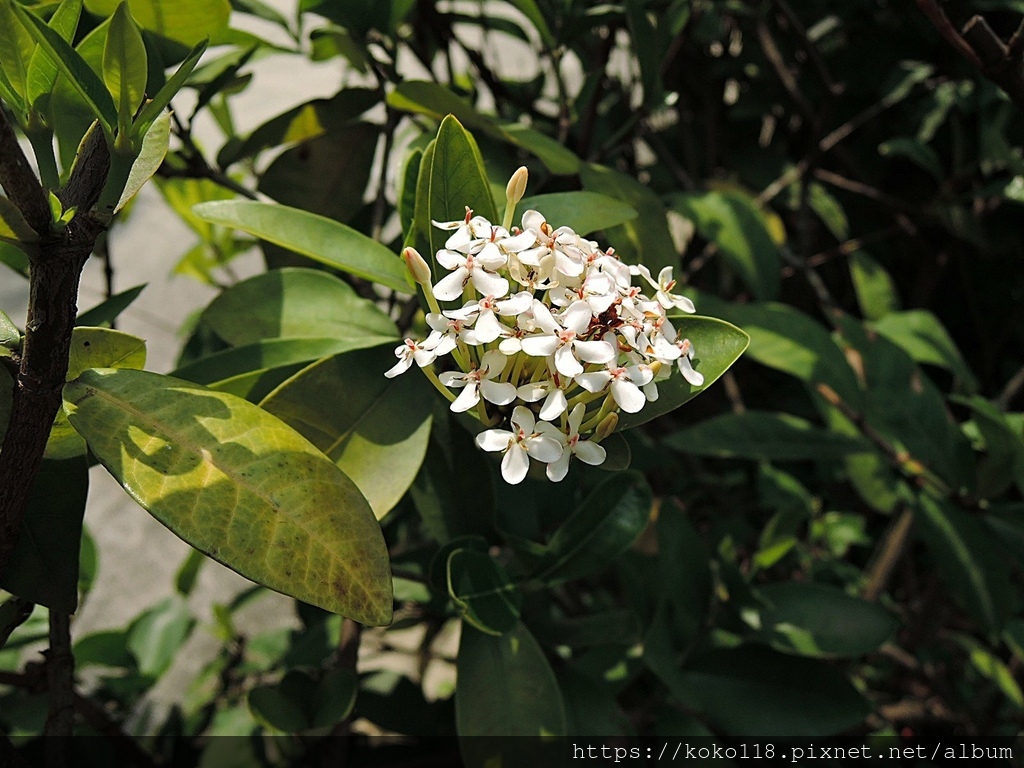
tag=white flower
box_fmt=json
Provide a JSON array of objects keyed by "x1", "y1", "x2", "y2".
[
  {"x1": 674, "y1": 337, "x2": 704, "y2": 386},
  {"x1": 446, "y1": 291, "x2": 533, "y2": 344},
  {"x1": 433, "y1": 245, "x2": 509, "y2": 301},
  {"x1": 475, "y1": 405, "x2": 564, "y2": 484},
  {"x1": 632, "y1": 265, "x2": 696, "y2": 313},
  {"x1": 433, "y1": 211, "x2": 499, "y2": 253},
  {"x1": 516, "y1": 377, "x2": 569, "y2": 421},
  {"x1": 575, "y1": 362, "x2": 655, "y2": 413},
  {"x1": 438, "y1": 350, "x2": 517, "y2": 412},
  {"x1": 519, "y1": 300, "x2": 616, "y2": 378},
  {"x1": 384, "y1": 336, "x2": 441, "y2": 378},
  {"x1": 546, "y1": 404, "x2": 607, "y2": 482}
]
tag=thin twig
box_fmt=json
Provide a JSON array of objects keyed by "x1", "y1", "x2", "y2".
[{"x1": 863, "y1": 504, "x2": 915, "y2": 601}]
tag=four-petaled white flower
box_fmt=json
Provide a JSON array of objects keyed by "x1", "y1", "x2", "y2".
[
  {"x1": 385, "y1": 336, "x2": 441, "y2": 378},
  {"x1": 546, "y1": 404, "x2": 607, "y2": 482},
  {"x1": 476, "y1": 406, "x2": 564, "y2": 484},
  {"x1": 433, "y1": 246, "x2": 509, "y2": 301},
  {"x1": 438, "y1": 350, "x2": 517, "y2": 412},
  {"x1": 575, "y1": 362, "x2": 655, "y2": 413},
  {"x1": 632, "y1": 265, "x2": 696, "y2": 313},
  {"x1": 520, "y1": 300, "x2": 616, "y2": 378}
]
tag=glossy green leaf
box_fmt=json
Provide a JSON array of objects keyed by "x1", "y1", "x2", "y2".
[
  {"x1": 0, "y1": 241, "x2": 30, "y2": 276},
  {"x1": 617, "y1": 316, "x2": 749, "y2": 430},
  {"x1": 114, "y1": 108, "x2": 169, "y2": 211},
  {"x1": 750, "y1": 582, "x2": 899, "y2": 658},
  {"x1": 172, "y1": 337, "x2": 392, "y2": 389},
  {"x1": 515, "y1": 191, "x2": 637, "y2": 236},
  {"x1": 530, "y1": 471, "x2": 652, "y2": 584},
  {"x1": 192, "y1": 200, "x2": 411, "y2": 292},
  {"x1": 0, "y1": 457, "x2": 88, "y2": 613},
  {"x1": 63, "y1": 368, "x2": 393, "y2": 624},
  {"x1": 247, "y1": 671, "x2": 312, "y2": 732},
  {"x1": 127, "y1": 596, "x2": 195, "y2": 678},
  {"x1": 202, "y1": 268, "x2": 396, "y2": 348},
  {"x1": 581, "y1": 163, "x2": 677, "y2": 273},
  {"x1": 429, "y1": 115, "x2": 498, "y2": 258},
  {"x1": 219, "y1": 88, "x2": 380, "y2": 167},
  {"x1": 665, "y1": 411, "x2": 869, "y2": 461},
  {"x1": 848, "y1": 250, "x2": 899, "y2": 320},
  {"x1": 85, "y1": 0, "x2": 230, "y2": 45},
  {"x1": 657, "y1": 504, "x2": 710, "y2": 645},
  {"x1": 103, "y1": 2, "x2": 147, "y2": 130},
  {"x1": 915, "y1": 494, "x2": 1011, "y2": 635},
  {"x1": 0, "y1": 309, "x2": 19, "y2": 349},
  {"x1": 259, "y1": 347, "x2": 431, "y2": 519},
  {"x1": 46, "y1": 326, "x2": 146, "y2": 460},
  {"x1": 447, "y1": 548, "x2": 520, "y2": 635},
  {"x1": 257, "y1": 122, "x2": 379, "y2": 226},
  {"x1": 309, "y1": 24, "x2": 368, "y2": 71},
  {"x1": 387, "y1": 81, "x2": 580, "y2": 175},
  {"x1": 174, "y1": 548, "x2": 205, "y2": 596},
  {"x1": 0, "y1": 0, "x2": 36, "y2": 104},
  {"x1": 311, "y1": 667, "x2": 358, "y2": 727},
  {"x1": 669, "y1": 190, "x2": 781, "y2": 300},
  {"x1": 132, "y1": 39, "x2": 206, "y2": 138},
  {"x1": 76, "y1": 283, "x2": 145, "y2": 327},
  {"x1": 26, "y1": 0, "x2": 84, "y2": 110},
  {"x1": 872, "y1": 309, "x2": 977, "y2": 392},
  {"x1": 456, "y1": 621, "x2": 567, "y2": 740},
  {"x1": 398, "y1": 147, "x2": 422, "y2": 236},
  {"x1": 14, "y1": 2, "x2": 117, "y2": 132},
  {"x1": 698, "y1": 295, "x2": 862, "y2": 404},
  {"x1": 681, "y1": 646, "x2": 871, "y2": 736}
]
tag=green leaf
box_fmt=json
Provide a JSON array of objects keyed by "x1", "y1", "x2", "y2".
[
  {"x1": 26, "y1": 0, "x2": 84, "y2": 111},
  {"x1": 85, "y1": 0, "x2": 230, "y2": 45},
  {"x1": 202, "y1": 268, "x2": 396, "y2": 348},
  {"x1": 879, "y1": 136, "x2": 944, "y2": 180},
  {"x1": 132, "y1": 38, "x2": 206, "y2": 138},
  {"x1": 311, "y1": 667, "x2": 358, "y2": 727},
  {"x1": 0, "y1": 457, "x2": 89, "y2": 613},
  {"x1": 63, "y1": 368, "x2": 393, "y2": 624},
  {"x1": 848, "y1": 251, "x2": 900, "y2": 320},
  {"x1": 950, "y1": 632, "x2": 1024, "y2": 708},
  {"x1": 0, "y1": 241, "x2": 29, "y2": 276},
  {"x1": 46, "y1": 326, "x2": 147, "y2": 460},
  {"x1": 114, "y1": 109, "x2": 169, "y2": 211},
  {"x1": 127, "y1": 596, "x2": 195, "y2": 677},
  {"x1": 447, "y1": 548, "x2": 521, "y2": 635},
  {"x1": 954, "y1": 395, "x2": 1024, "y2": 498},
  {"x1": 104, "y1": 2, "x2": 147, "y2": 131},
  {"x1": 429, "y1": 115, "x2": 498, "y2": 259},
  {"x1": 657, "y1": 504, "x2": 710, "y2": 645},
  {"x1": 259, "y1": 347, "x2": 432, "y2": 519},
  {"x1": 624, "y1": 0, "x2": 664, "y2": 106},
  {"x1": 872, "y1": 309, "x2": 977, "y2": 392},
  {"x1": 749, "y1": 582, "x2": 899, "y2": 658},
  {"x1": 0, "y1": 196, "x2": 38, "y2": 245},
  {"x1": 580, "y1": 163, "x2": 677, "y2": 273},
  {"x1": 174, "y1": 548, "x2": 205, "y2": 596},
  {"x1": 669, "y1": 190, "x2": 781, "y2": 300},
  {"x1": 398, "y1": 147, "x2": 422, "y2": 236},
  {"x1": 698, "y1": 296, "x2": 862, "y2": 404},
  {"x1": 172, "y1": 337, "x2": 391, "y2": 390},
  {"x1": 309, "y1": 25, "x2": 368, "y2": 71},
  {"x1": 665, "y1": 411, "x2": 869, "y2": 461},
  {"x1": 680, "y1": 646, "x2": 871, "y2": 737},
  {"x1": 14, "y1": 2, "x2": 118, "y2": 132},
  {"x1": 915, "y1": 494, "x2": 1011, "y2": 636},
  {"x1": 257, "y1": 122, "x2": 379, "y2": 228},
  {"x1": 616, "y1": 315, "x2": 749, "y2": 431},
  {"x1": 0, "y1": 0, "x2": 36, "y2": 104},
  {"x1": 192, "y1": 200, "x2": 412, "y2": 293},
  {"x1": 456, "y1": 621, "x2": 566, "y2": 741},
  {"x1": 248, "y1": 667, "x2": 354, "y2": 731},
  {"x1": 530, "y1": 471, "x2": 652, "y2": 584},
  {"x1": 0, "y1": 310, "x2": 19, "y2": 349},
  {"x1": 76, "y1": 283, "x2": 145, "y2": 327},
  {"x1": 515, "y1": 191, "x2": 637, "y2": 236},
  {"x1": 501, "y1": 0, "x2": 555, "y2": 48}
]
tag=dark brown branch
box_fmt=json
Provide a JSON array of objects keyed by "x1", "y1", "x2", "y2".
[
  {"x1": 961, "y1": 15, "x2": 1024, "y2": 109},
  {"x1": 915, "y1": 0, "x2": 983, "y2": 68},
  {"x1": 44, "y1": 611, "x2": 74, "y2": 768},
  {"x1": 0, "y1": 108, "x2": 51, "y2": 234},
  {"x1": 863, "y1": 504, "x2": 915, "y2": 601}
]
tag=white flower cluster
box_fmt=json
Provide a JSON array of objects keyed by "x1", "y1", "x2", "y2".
[{"x1": 386, "y1": 167, "x2": 704, "y2": 485}]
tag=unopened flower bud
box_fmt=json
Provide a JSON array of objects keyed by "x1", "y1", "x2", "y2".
[
  {"x1": 403, "y1": 247, "x2": 432, "y2": 286},
  {"x1": 505, "y1": 166, "x2": 528, "y2": 206},
  {"x1": 594, "y1": 412, "x2": 618, "y2": 441}
]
